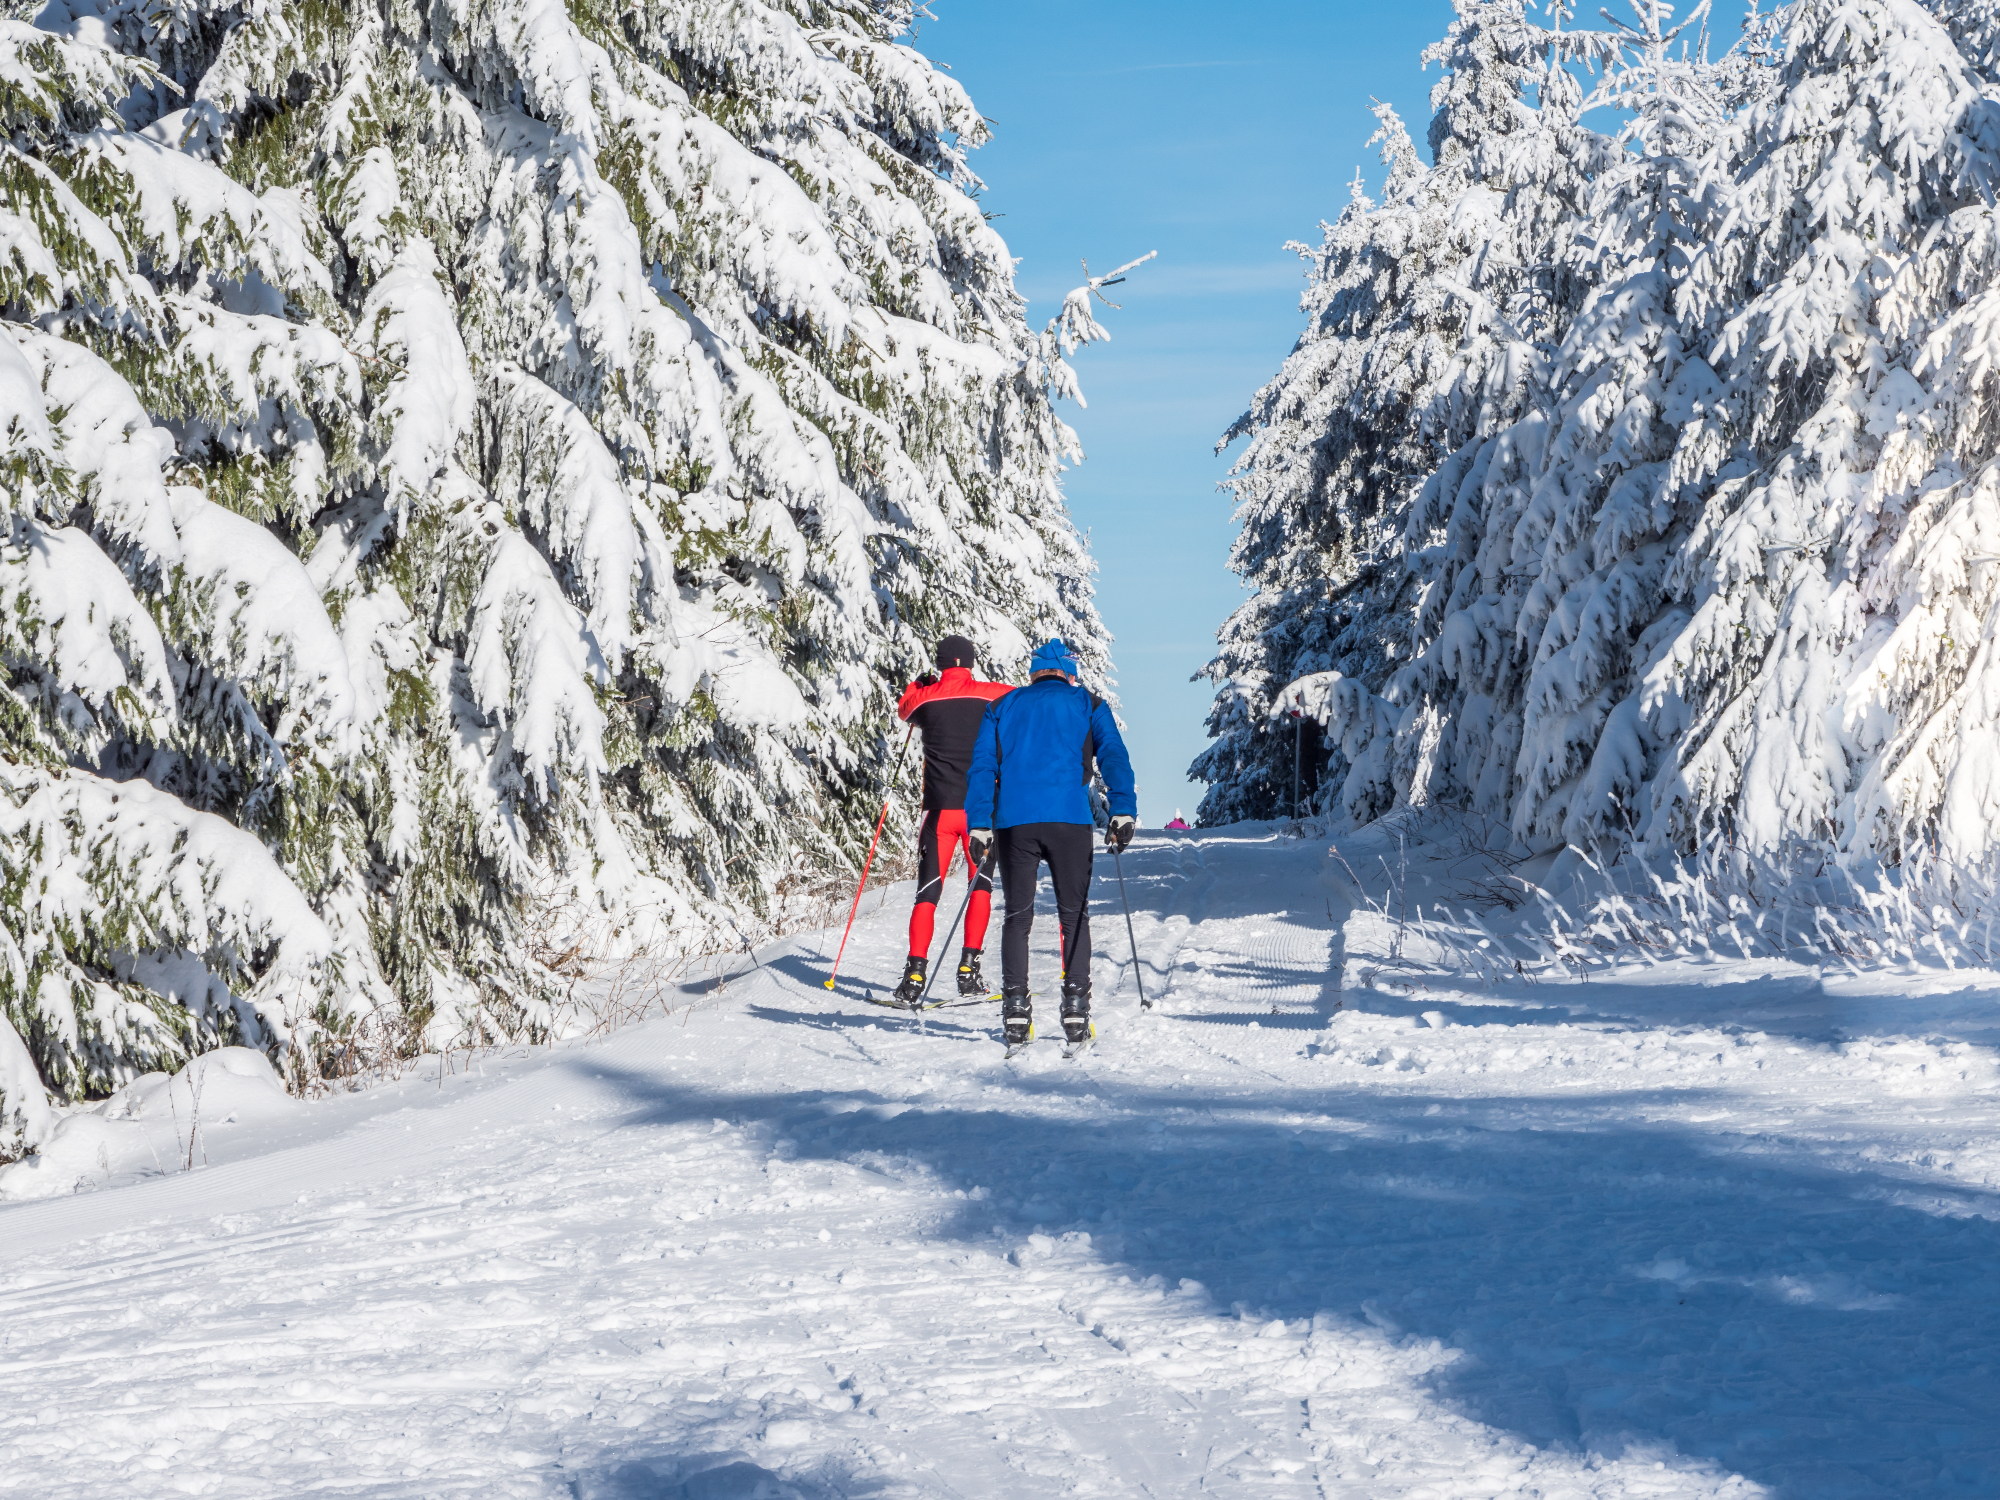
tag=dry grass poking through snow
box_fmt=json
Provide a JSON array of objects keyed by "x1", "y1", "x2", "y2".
[{"x1": 1315, "y1": 807, "x2": 2000, "y2": 993}]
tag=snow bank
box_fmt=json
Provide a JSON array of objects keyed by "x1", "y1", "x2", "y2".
[
  {"x1": 7, "y1": 829, "x2": 1993, "y2": 1494},
  {"x1": 0, "y1": 1046, "x2": 297, "y2": 1202}
]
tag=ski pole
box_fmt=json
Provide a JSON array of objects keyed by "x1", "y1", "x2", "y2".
[
  {"x1": 824, "y1": 725, "x2": 914, "y2": 991},
  {"x1": 1110, "y1": 838, "x2": 1148, "y2": 1009},
  {"x1": 1057, "y1": 791, "x2": 1111, "y2": 986},
  {"x1": 1089, "y1": 768, "x2": 1148, "y2": 1009}
]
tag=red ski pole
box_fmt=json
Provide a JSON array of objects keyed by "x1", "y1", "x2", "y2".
[{"x1": 824, "y1": 725, "x2": 914, "y2": 991}]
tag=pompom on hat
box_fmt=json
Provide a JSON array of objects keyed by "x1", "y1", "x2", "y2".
[{"x1": 1030, "y1": 638, "x2": 1080, "y2": 678}]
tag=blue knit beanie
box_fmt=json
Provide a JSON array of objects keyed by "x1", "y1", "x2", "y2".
[{"x1": 1030, "y1": 638, "x2": 1080, "y2": 677}]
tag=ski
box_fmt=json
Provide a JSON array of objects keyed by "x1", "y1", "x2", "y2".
[
  {"x1": 1060, "y1": 1023, "x2": 1097, "y2": 1061},
  {"x1": 925, "y1": 992, "x2": 1000, "y2": 1011},
  {"x1": 1002, "y1": 1037, "x2": 1038, "y2": 1061},
  {"x1": 855, "y1": 990, "x2": 994, "y2": 1018}
]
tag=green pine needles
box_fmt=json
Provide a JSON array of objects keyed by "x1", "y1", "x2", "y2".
[{"x1": 0, "y1": 0, "x2": 1118, "y2": 1156}]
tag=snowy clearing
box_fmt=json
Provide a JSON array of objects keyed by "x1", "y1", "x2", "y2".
[{"x1": 3, "y1": 825, "x2": 1998, "y2": 1497}]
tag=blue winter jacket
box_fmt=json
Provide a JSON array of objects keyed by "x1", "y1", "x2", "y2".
[{"x1": 964, "y1": 678, "x2": 1137, "y2": 830}]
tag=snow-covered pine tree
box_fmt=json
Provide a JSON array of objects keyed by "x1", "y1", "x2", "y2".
[
  {"x1": 1384, "y1": 0, "x2": 1750, "y2": 849},
  {"x1": 1649, "y1": 0, "x2": 2000, "y2": 859},
  {"x1": 1, "y1": 0, "x2": 1122, "y2": 1154},
  {"x1": 1190, "y1": 112, "x2": 1432, "y2": 829},
  {"x1": 0, "y1": 14, "x2": 372, "y2": 1159},
  {"x1": 1194, "y1": 0, "x2": 1607, "y2": 825},
  {"x1": 1207, "y1": 0, "x2": 2000, "y2": 878}
]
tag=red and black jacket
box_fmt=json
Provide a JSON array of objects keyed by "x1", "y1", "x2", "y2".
[{"x1": 898, "y1": 667, "x2": 1012, "y2": 811}]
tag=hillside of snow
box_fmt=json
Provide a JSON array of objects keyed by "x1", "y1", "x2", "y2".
[{"x1": 4, "y1": 824, "x2": 1996, "y2": 1497}]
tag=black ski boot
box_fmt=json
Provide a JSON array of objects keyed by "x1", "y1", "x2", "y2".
[
  {"x1": 956, "y1": 948, "x2": 988, "y2": 998},
  {"x1": 1059, "y1": 983, "x2": 1092, "y2": 1046},
  {"x1": 1001, "y1": 987, "x2": 1033, "y2": 1047},
  {"x1": 894, "y1": 955, "x2": 927, "y2": 1007}
]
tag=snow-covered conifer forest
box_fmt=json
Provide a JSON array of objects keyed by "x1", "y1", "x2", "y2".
[
  {"x1": 0, "y1": 0, "x2": 1124, "y2": 1154},
  {"x1": 1198, "y1": 0, "x2": 2000, "y2": 868}
]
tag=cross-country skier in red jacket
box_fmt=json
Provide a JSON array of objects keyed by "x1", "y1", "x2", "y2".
[{"x1": 893, "y1": 635, "x2": 1012, "y2": 1004}]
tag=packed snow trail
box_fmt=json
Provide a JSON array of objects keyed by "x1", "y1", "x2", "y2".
[{"x1": 3, "y1": 827, "x2": 1999, "y2": 1497}]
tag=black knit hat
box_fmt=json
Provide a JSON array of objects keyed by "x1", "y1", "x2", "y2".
[{"x1": 936, "y1": 634, "x2": 976, "y2": 670}]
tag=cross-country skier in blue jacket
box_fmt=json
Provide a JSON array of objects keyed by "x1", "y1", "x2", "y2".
[{"x1": 964, "y1": 639, "x2": 1137, "y2": 1048}]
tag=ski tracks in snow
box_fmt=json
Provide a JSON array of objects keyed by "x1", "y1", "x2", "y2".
[
  {"x1": 4, "y1": 827, "x2": 2000, "y2": 1497},
  {"x1": 1109, "y1": 833, "x2": 1215, "y2": 1009}
]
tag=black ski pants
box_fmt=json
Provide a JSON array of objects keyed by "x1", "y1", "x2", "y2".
[{"x1": 997, "y1": 822, "x2": 1094, "y2": 996}]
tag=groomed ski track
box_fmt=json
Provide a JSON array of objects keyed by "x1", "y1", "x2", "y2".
[{"x1": 4, "y1": 823, "x2": 1999, "y2": 1497}]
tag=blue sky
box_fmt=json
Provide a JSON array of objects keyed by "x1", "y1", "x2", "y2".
[{"x1": 912, "y1": 0, "x2": 1455, "y2": 823}]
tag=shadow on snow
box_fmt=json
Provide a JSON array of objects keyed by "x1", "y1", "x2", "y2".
[
  {"x1": 567, "y1": 1453, "x2": 897, "y2": 1500},
  {"x1": 572, "y1": 1057, "x2": 2000, "y2": 1500}
]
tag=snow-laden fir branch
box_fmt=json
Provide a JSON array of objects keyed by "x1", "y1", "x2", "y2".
[
  {"x1": 1198, "y1": 0, "x2": 2000, "y2": 884},
  {"x1": 0, "y1": 0, "x2": 1127, "y2": 1154}
]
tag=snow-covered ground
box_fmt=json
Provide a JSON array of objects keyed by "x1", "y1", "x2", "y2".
[{"x1": 4, "y1": 825, "x2": 1998, "y2": 1497}]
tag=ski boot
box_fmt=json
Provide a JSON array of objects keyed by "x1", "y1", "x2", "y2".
[
  {"x1": 893, "y1": 955, "x2": 928, "y2": 1007},
  {"x1": 956, "y1": 948, "x2": 988, "y2": 998},
  {"x1": 1059, "y1": 983, "x2": 1092, "y2": 1047},
  {"x1": 1001, "y1": 987, "x2": 1033, "y2": 1049}
]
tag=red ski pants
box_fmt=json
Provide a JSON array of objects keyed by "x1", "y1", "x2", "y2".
[{"x1": 907, "y1": 808, "x2": 993, "y2": 959}]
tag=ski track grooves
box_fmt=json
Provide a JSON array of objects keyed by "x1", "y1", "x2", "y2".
[{"x1": 3, "y1": 825, "x2": 1999, "y2": 1498}]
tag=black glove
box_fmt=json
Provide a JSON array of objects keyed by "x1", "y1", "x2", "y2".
[
  {"x1": 969, "y1": 829, "x2": 994, "y2": 867},
  {"x1": 1108, "y1": 815, "x2": 1135, "y2": 851},
  {"x1": 914, "y1": 672, "x2": 939, "y2": 689}
]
